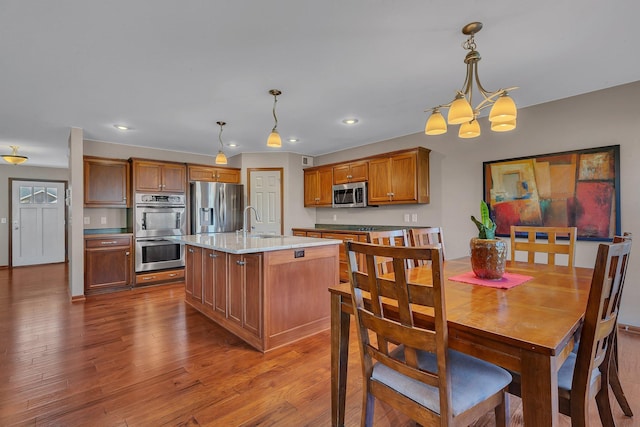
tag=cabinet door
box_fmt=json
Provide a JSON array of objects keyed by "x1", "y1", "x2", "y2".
[
  {"x1": 189, "y1": 166, "x2": 216, "y2": 182},
  {"x1": 135, "y1": 161, "x2": 163, "y2": 192},
  {"x1": 389, "y1": 153, "x2": 417, "y2": 202},
  {"x1": 317, "y1": 168, "x2": 334, "y2": 205},
  {"x1": 215, "y1": 168, "x2": 240, "y2": 184},
  {"x1": 242, "y1": 254, "x2": 262, "y2": 337},
  {"x1": 185, "y1": 245, "x2": 203, "y2": 301},
  {"x1": 84, "y1": 158, "x2": 130, "y2": 207},
  {"x1": 303, "y1": 170, "x2": 319, "y2": 206},
  {"x1": 85, "y1": 239, "x2": 132, "y2": 293},
  {"x1": 332, "y1": 164, "x2": 351, "y2": 185},
  {"x1": 204, "y1": 249, "x2": 227, "y2": 315},
  {"x1": 162, "y1": 163, "x2": 186, "y2": 193},
  {"x1": 203, "y1": 248, "x2": 215, "y2": 309},
  {"x1": 348, "y1": 161, "x2": 369, "y2": 182},
  {"x1": 368, "y1": 157, "x2": 392, "y2": 203},
  {"x1": 228, "y1": 254, "x2": 244, "y2": 325}
]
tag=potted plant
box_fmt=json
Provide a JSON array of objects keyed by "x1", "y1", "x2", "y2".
[{"x1": 470, "y1": 200, "x2": 507, "y2": 279}]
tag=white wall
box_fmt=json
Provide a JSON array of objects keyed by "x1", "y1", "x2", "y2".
[{"x1": 313, "y1": 81, "x2": 640, "y2": 326}]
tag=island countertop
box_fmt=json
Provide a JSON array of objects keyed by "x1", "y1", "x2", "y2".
[{"x1": 168, "y1": 233, "x2": 342, "y2": 254}]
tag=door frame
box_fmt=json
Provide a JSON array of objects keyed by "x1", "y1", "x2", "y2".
[
  {"x1": 247, "y1": 168, "x2": 284, "y2": 235},
  {"x1": 8, "y1": 178, "x2": 69, "y2": 267}
]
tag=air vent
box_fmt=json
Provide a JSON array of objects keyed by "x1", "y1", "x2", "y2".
[{"x1": 301, "y1": 156, "x2": 313, "y2": 166}]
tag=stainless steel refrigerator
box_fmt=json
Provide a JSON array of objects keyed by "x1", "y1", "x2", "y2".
[{"x1": 190, "y1": 181, "x2": 244, "y2": 234}]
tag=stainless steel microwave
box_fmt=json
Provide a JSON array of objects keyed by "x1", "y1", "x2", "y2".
[{"x1": 332, "y1": 182, "x2": 367, "y2": 208}]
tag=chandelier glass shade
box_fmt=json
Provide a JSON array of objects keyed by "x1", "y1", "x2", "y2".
[
  {"x1": 215, "y1": 121, "x2": 228, "y2": 165},
  {"x1": 425, "y1": 22, "x2": 517, "y2": 139},
  {"x1": 2, "y1": 145, "x2": 28, "y2": 165},
  {"x1": 267, "y1": 89, "x2": 282, "y2": 147}
]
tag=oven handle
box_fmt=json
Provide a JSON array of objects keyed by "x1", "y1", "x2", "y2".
[
  {"x1": 136, "y1": 238, "x2": 178, "y2": 246},
  {"x1": 135, "y1": 205, "x2": 186, "y2": 209}
]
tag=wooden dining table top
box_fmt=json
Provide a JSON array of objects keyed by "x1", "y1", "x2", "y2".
[{"x1": 329, "y1": 256, "x2": 594, "y2": 357}]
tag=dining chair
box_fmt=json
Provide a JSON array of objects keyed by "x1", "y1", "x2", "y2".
[
  {"x1": 409, "y1": 227, "x2": 446, "y2": 263},
  {"x1": 608, "y1": 232, "x2": 633, "y2": 417},
  {"x1": 367, "y1": 229, "x2": 411, "y2": 274},
  {"x1": 345, "y1": 241, "x2": 512, "y2": 427},
  {"x1": 510, "y1": 225, "x2": 577, "y2": 267},
  {"x1": 508, "y1": 239, "x2": 632, "y2": 426}
]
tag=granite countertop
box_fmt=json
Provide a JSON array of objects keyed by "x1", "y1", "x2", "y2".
[
  {"x1": 168, "y1": 233, "x2": 342, "y2": 254},
  {"x1": 84, "y1": 228, "x2": 133, "y2": 236}
]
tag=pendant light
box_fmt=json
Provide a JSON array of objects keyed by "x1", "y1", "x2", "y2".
[
  {"x1": 215, "y1": 121, "x2": 228, "y2": 165},
  {"x1": 267, "y1": 89, "x2": 282, "y2": 147},
  {"x1": 424, "y1": 22, "x2": 518, "y2": 138},
  {"x1": 2, "y1": 145, "x2": 28, "y2": 165}
]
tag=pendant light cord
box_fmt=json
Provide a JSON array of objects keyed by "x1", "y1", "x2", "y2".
[{"x1": 271, "y1": 95, "x2": 278, "y2": 132}]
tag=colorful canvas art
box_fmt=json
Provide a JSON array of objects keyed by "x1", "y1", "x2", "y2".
[{"x1": 483, "y1": 146, "x2": 620, "y2": 241}]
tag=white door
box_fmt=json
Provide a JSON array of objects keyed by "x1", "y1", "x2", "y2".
[
  {"x1": 11, "y1": 180, "x2": 66, "y2": 266},
  {"x1": 249, "y1": 169, "x2": 282, "y2": 235}
]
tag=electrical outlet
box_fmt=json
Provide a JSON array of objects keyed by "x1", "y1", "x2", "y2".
[
  {"x1": 403, "y1": 213, "x2": 410, "y2": 223},
  {"x1": 333, "y1": 214, "x2": 337, "y2": 221},
  {"x1": 411, "y1": 213, "x2": 418, "y2": 223},
  {"x1": 0, "y1": 217, "x2": 6, "y2": 224},
  {"x1": 83, "y1": 217, "x2": 90, "y2": 225},
  {"x1": 100, "y1": 217, "x2": 107, "y2": 225}
]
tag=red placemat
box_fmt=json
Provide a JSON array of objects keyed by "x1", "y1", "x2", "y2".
[{"x1": 448, "y1": 271, "x2": 533, "y2": 289}]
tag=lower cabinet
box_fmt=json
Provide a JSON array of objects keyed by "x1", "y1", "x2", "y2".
[
  {"x1": 84, "y1": 234, "x2": 133, "y2": 295},
  {"x1": 183, "y1": 243, "x2": 338, "y2": 352}
]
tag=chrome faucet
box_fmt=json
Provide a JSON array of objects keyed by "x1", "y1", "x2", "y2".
[{"x1": 243, "y1": 206, "x2": 260, "y2": 236}]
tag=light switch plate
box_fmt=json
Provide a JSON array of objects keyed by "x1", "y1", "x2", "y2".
[
  {"x1": 403, "y1": 213, "x2": 410, "y2": 223},
  {"x1": 83, "y1": 217, "x2": 90, "y2": 225},
  {"x1": 100, "y1": 217, "x2": 107, "y2": 225},
  {"x1": 0, "y1": 217, "x2": 6, "y2": 224},
  {"x1": 411, "y1": 213, "x2": 418, "y2": 223}
]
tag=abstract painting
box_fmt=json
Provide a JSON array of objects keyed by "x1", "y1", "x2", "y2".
[{"x1": 483, "y1": 145, "x2": 620, "y2": 241}]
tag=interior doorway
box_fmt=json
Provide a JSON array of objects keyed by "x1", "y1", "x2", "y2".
[
  {"x1": 10, "y1": 179, "x2": 67, "y2": 267},
  {"x1": 248, "y1": 168, "x2": 283, "y2": 235}
]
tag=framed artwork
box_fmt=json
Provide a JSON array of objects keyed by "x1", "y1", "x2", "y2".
[{"x1": 483, "y1": 145, "x2": 620, "y2": 241}]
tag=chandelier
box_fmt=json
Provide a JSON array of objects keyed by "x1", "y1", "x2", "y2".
[
  {"x1": 215, "y1": 121, "x2": 228, "y2": 165},
  {"x1": 2, "y1": 145, "x2": 28, "y2": 165},
  {"x1": 425, "y1": 22, "x2": 517, "y2": 139}
]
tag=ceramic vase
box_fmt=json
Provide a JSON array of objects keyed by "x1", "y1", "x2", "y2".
[{"x1": 470, "y1": 237, "x2": 507, "y2": 280}]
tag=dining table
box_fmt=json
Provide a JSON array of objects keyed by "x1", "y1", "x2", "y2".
[{"x1": 329, "y1": 256, "x2": 594, "y2": 427}]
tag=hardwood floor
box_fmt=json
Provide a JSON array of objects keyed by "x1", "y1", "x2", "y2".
[{"x1": 1, "y1": 263, "x2": 638, "y2": 426}]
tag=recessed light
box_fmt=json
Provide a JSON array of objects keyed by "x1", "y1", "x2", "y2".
[
  {"x1": 228, "y1": 143, "x2": 237, "y2": 148},
  {"x1": 288, "y1": 138, "x2": 299, "y2": 143},
  {"x1": 114, "y1": 124, "x2": 130, "y2": 131},
  {"x1": 342, "y1": 118, "x2": 359, "y2": 125}
]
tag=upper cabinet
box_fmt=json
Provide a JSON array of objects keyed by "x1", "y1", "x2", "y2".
[
  {"x1": 84, "y1": 156, "x2": 130, "y2": 207},
  {"x1": 188, "y1": 165, "x2": 241, "y2": 183},
  {"x1": 132, "y1": 159, "x2": 186, "y2": 193},
  {"x1": 304, "y1": 166, "x2": 333, "y2": 207},
  {"x1": 333, "y1": 160, "x2": 368, "y2": 184},
  {"x1": 367, "y1": 147, "x2": 430, "y2": 205}
]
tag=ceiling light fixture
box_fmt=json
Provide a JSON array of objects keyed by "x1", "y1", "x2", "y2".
[
  {"x1": 2, "y1": 145, "x2": 28, "y2": 165},
  {"x1": 114, "y1": 124, "x2": 130, "y2": 131},
  {"x1": 424, "y1": 22, "x2": 518, "y2": 139},
  {"x1": 342, "y1": 118, "x2": 359, "y2": 125},
  {"x1": 267, "y1": 89, "x2": 282, "y2": 148},
  {"x1": 215, "y1": 121, "x2": 228, "y2": 165},
  {"x1": 288, "y1": 138, "x2": 298, "y2": 143}
]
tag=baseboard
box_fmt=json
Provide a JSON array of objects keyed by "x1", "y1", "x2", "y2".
[
  {"x1": 71, "y1": 294, "x2": 86, "y2": 303},
  {"x1": 618, "y1": 323, "x2": 640, "y2": 335}
]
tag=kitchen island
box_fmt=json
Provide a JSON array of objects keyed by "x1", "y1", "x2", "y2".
[{"x1": 170, "y1": 233, "x2": 341, "y2": 352}]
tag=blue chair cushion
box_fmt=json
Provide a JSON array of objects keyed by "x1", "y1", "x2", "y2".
[
  {"x1": 557, "y1": 352, "x2": 600, "y2": 393},
  {"x1": 371, "y1": 347, "x2": 512, "y2": 417}
]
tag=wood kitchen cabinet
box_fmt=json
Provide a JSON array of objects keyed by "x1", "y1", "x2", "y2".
[
  {"x1": 84, "y1": 234, "x2": 133, "y2": 295},
  {"x1": 83, "y1": 156, "x2": 130, "y2": 207},
  {"x1": 303, "y1": 166, "x2": 333, "y2": 207},
  {"x1": 132, "y1": 159, "x2": 186, "y2": 193},
  {"x1": 185, "y1": 245, "x2": 203, "y2": 302},
  {"x1": 204, "y1": 248, "x2": 227, "y2": 315},
  {"x1": 188, "y1": 164, "x2": 240, "y2": 183},
  {"x1": 228, "y1": 253, "x2": 262, "y2": 338},
  {"x1": 368, "y1": 147, "x2": 430, "y2": 205},
  {"x1": 333, "y1": 160, "x2": 368, "y2": 184}
]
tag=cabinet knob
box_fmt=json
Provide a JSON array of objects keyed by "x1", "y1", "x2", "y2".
[
  {"x1": 169, "y1": 273, "x2": 177, "y2": 277},
  {"x1": 209, "y1": 253, "x2": 218, "y2": 258},
  {"x1": 125, "y1": 251, "x2": 130, "y2": 256},
  {"x1": 236, "y1": 260, "x2": 246, "y2": 266},
  {"x1": 188, "y1": 248, "x2": 194, "y2": 253},
  {"x1": 142, "y1": 276, "x2": 155, "y2": 281}
]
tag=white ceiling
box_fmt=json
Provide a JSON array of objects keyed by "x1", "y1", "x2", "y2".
[{"x1": 1, "y1": 0, "x2": 639, "y2": 168}]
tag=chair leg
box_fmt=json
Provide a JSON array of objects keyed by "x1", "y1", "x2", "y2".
[
  {"x1": 609, "y1": 356, "x2": 634, "y2": 417},
  {"x1": 595, "y1": 381, "x2": 616, "y2": 427},
  {"x1": 494, "y1": 391, "x2": 509, "y2": 427},
  {"x1": 362, "y1": 389, "x2": 375, "y2": 427}
]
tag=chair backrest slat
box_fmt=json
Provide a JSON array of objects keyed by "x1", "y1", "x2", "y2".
[
  {"x1": 510, "y1": 225, "x2": 577, "y2": 267},
  {"x1": 367, "y1": 229, "x2": 411, "y2": 274},
  {"x1": 409, "y1": 227, "x2": 446, "y2": 266}
]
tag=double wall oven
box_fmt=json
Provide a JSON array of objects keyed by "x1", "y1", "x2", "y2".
[{"x1": 134, "y1": 193, "x2": 187, "y2": 273}]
